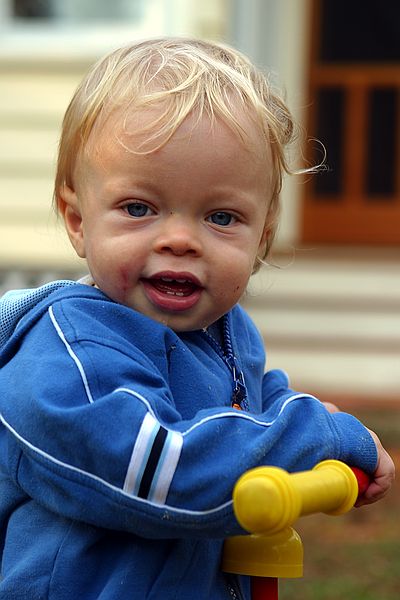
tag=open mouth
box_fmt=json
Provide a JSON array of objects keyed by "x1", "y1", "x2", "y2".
[
  {"x1": 141, "y1": 273, "x2": 203, "y2": 312},
  {"x1": 148, "y1": 276, "x2": 200, "y2": 297}
]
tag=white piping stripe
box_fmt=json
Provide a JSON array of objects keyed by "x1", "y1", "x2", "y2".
[
  {"x1": 180, "y1": 393, "x2": 318, "y2": 436},
  {"x1": 113, "y1": 388, "x2": 316, "y2": 505},
  {"x1": 148, "y1": 430, "x2": 183, "y2": 505},
  {"x1": 123, "y1": 413, "x2": 160, "y2": 495},
  {"x1": 0, "y1": 413, "x2": 232, "y2": 517},
  {"x1": 113, "y1": 387, "x2": 156, "y2": 416},
  {"x1": 48, "y1": 306, "x2": 94, "y2": 405},
  {"x1": 2, "y1": 370, "x2": 317, "y2": 517},
  {"x1": 114, "y1": 387, "x2": 318, "y2": 436}
]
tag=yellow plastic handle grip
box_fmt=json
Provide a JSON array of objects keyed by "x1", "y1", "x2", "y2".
[{"x1": 233, "y1": 460, "x2": 358, "y2": 535}]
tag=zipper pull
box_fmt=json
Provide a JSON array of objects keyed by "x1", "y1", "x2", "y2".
[
  {"x1": 220, "y1": 315, "x2": 249, "y2": 411},
  {"x1": 232, "y1": 380, "x2": 248, "y2": 410},
  {"x1": 230, "y1": 358, "x2": 249, "y2": 411}
]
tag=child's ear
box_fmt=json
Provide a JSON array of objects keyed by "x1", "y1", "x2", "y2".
[{"x1": 57, "y1": 184, "x2": 86, "y2": 258}]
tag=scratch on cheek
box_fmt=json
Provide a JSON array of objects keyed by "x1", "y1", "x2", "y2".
[{"x1": 119, "y1": 267, "x2": 130, "y2": 299}]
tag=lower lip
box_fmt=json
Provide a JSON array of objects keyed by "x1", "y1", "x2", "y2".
[{"x1": 141, "y1": 280, "x2": 202, "y2": 312}]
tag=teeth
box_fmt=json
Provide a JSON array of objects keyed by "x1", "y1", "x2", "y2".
[
  {"x1": 166, "y1": 291, "x2": 185, "y2": 296},
  {"x1": 160, "y1": 277, "x2": 190, "y2": 284}
]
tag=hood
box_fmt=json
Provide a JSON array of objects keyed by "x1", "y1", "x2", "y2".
[{"x1": 0, "y1": 280, "x2": 76, "y2": 350}]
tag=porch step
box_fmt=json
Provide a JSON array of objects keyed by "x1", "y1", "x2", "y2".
[{"x1": 242, "y1": 250, "x2": 400, "y2": 406}]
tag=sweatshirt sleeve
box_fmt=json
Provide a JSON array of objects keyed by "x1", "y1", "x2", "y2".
[{"x1": 0, "y1": 303, "x2": 378, "y2": 540}]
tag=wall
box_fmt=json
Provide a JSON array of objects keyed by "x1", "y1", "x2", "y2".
[{"x1": 230, "y1": 0, "x2": 311, "y2": 248}]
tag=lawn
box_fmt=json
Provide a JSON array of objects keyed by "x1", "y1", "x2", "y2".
[{"x1": 279, "y1": 408, "x2": 400, "y2": 599}]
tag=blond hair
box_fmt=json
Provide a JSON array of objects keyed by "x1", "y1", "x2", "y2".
[{"x1": 55, "y1": 37, "x2": 296, "y2": 265}]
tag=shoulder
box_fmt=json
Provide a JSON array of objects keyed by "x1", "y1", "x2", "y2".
[
  {"x1": 2, "y1": 282, "x2": 172, "y2": 360},
  {"x1": 0, "y1": 285, "x2": 175, "y2": 400},
  {"x1": 47, "y1": 286, "x2": 173, "y2": 354}
]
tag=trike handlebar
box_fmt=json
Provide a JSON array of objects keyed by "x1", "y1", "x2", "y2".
[
  {"x1": 223, "y1": 460, "x2": 370, "y2": 597},
  {"x1": 233, "y1": 460, "x2": 368, "y2": 535}
]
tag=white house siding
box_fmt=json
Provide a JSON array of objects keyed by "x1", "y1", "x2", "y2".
[{"x1": 0, "y1": 0, "x2": 229, "y2": 269}]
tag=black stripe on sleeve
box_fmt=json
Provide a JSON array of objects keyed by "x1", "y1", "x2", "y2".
[{"x1": 138, "y1": 426, "x2": 168, "y2": 499}]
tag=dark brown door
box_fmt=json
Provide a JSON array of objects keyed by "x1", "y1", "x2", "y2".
[{"x1": 302, "y1": 0, "x2": 400, "y2": 244}]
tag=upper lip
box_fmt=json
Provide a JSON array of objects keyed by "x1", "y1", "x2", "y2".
[{"x1": 144, "y1": 271, "x2": 203, "y2": 287}]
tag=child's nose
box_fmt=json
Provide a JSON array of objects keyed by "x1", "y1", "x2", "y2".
[{"x1": 154, "y1": 216, "x2": 202, "y2": 256}]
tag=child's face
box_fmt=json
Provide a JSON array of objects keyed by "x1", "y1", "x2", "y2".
[{"x1": 60, "y1": 110, "x2": 272, "y2": 331}]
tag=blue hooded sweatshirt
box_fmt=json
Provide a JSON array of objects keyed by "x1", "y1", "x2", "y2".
[{"x1": 0, "y1": 281, "x2": 377, "y2": 599}]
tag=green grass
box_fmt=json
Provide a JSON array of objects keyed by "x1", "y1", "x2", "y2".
[{"x1": 279, "y1": 539, "x2": 400, "y2": 600}]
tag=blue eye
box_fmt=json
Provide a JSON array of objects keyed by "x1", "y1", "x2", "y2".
[
  {"x1": 126, "y1": 203, "x2": 153, "y2": 218},
  {"x1": 208, "y1": 212, "x2": 235, "y2": 227}
]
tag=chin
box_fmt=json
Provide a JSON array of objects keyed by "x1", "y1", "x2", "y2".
[{"x1": 154, "y1": 313, "x2": 207, "y2": 332}]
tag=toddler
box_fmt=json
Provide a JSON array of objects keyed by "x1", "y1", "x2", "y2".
[{"x1": 0, "y1": 38, "x2": 394, "y2": 599}]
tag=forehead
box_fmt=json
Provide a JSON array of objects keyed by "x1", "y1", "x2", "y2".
[{"x1": 84, "y1": 103, "x2": 272, "y2": 167}]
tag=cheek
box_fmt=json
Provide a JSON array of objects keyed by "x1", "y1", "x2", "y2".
[
  {"x1": 117, "y1": 264, "x2": 144, "y2": 304},
  {"x1": 86, "y1": 248, "x2": 131, "y2": 301},
  {"x1": 215, "y1": 259, "x2": 252, "y2": 302},
  {"x1": 119, "y1": 266, "x2": 131, "y2": 295}
]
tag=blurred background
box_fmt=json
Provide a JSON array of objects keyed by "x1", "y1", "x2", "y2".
[
  {"x1": 0, "y1": 0, "x2": 400, "y2": 404},
  {"x1": 0, "y1": 0, "x2": 399, "y2": 405},
  {"x1": 0, "y1": 2, "x2": 399, "y2": 597}
]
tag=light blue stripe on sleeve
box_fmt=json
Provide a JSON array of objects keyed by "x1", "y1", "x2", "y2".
[{"x1": 123, "y1": 413, "x2": 160, "y2": 495}]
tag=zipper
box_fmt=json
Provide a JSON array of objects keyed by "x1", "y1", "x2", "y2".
[
  {"x1": 202, "y1": 314, "x2": 249, "y2": 411},
  {"x1": 202, "y1": 319, "x2": 248, "y2": 600},
  {"x1": 227, "y1": 582, "x2": 240, "y2": 600},
  {"x1": 226, "y1": 576, "x2": 245, "y2": 600}
]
